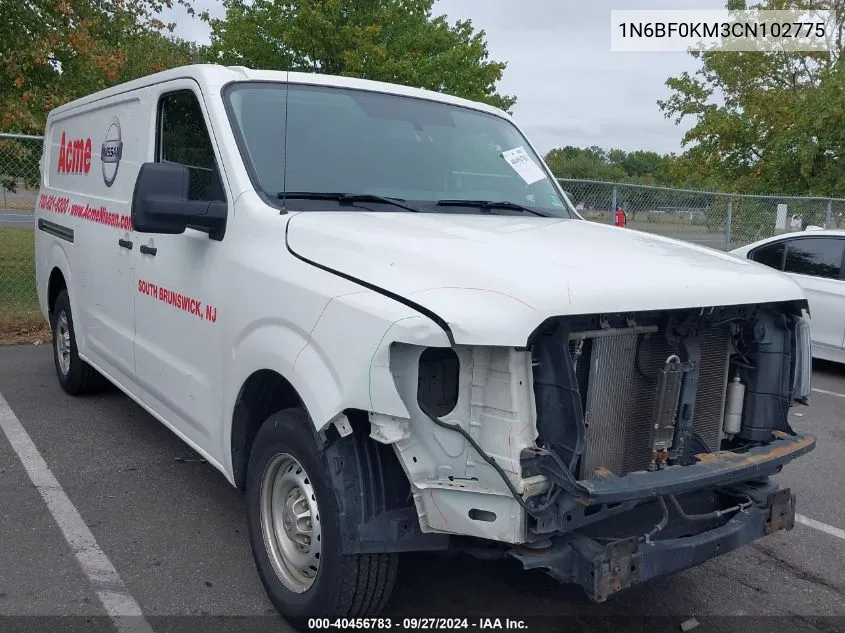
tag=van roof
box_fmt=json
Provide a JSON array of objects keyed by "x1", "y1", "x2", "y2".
[{"x1": 46, "y1": 63, "x2": 511, "y2": 121}]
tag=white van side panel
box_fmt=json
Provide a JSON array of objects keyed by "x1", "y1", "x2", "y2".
[{"x1": 39, "y1": 92, "x2": 151, "y2": 385}]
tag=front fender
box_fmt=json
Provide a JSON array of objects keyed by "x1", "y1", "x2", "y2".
[
  {"x1": 223, "y1": 292, "x2": 450, "y2": 477},
  {"x1": 307, "y1": 290, "x2": 451, "y2": 418},
  {"x1": 225, "y1": 318, "x2": 335, "y2": 458}
]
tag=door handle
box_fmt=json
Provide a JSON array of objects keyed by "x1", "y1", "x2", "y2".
[
  {"x1": 118, "y1": 239, "x2": 133, "y2": 250},
  {"x1": 139, "y1": 244, "x2": 157, "y2": 256}
]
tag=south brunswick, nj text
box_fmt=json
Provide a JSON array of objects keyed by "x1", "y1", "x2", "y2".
[{"x1": 611, "y1": 9, "x2": 840, "y2": 52}]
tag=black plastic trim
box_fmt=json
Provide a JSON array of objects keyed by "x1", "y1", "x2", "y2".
[
  {"x1": 283, "y1": 217, "x2": 455, "y2": 345},
  {"x1": 522, "y1": 431, "x2": 815, "y2": 506},
  {"x1": 321, "y1": 413, "x2": 450, "y2": 554},
  {"x1": 510, "y1": 490, "x2": 789, "y2": 603},
  {"x1": 38, "y1": 219, "x2": 74, "y2": 243}
]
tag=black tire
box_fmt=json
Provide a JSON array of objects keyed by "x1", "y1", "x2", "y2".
[
  {"x1": 245, "y1": 408, "x2": 398, "y2": 625},
  {"x1": 50, "y1": 289, "x2": 109, "y2": 395}
]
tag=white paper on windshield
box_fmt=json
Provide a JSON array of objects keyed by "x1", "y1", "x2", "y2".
[{"x1": 501, "y1": 146, "x2": 546, "y2": 185}]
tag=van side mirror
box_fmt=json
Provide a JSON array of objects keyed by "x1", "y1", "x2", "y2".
[{"x1": 131, "y1": 162, "x2": 227, "y2": 240}]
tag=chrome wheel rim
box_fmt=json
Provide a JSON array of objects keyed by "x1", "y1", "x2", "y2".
[
  {"x1": 260, "y1": 453, "x2": 322, "y2": 593},
  {"x1": 56, "y1": 311, "x2": 71, "y2": 375}
]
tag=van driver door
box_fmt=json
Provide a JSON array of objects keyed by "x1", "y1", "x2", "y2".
[{"x1": 132, "y1": 80, "x2": 229, "y2": 450}]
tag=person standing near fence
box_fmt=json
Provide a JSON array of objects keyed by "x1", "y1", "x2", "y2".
[{"x1": 615, "y1": 204, "x2": 627, "y2": 227}]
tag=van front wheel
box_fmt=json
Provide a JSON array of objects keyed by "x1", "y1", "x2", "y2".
[
  {"x1": 51, "y1": 290, "x2": 108, "y2": 395},
  {"x1": 245, "y1": 409, "x2": 398, "y2": 624}
]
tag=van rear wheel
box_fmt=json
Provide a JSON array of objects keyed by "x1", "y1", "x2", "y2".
[
  {"x1": 245, "y1": 408, "x2": 398, "y2": 624},
  {"x1": 51, "y1": 290, "x2": 108, "y2": 395}
]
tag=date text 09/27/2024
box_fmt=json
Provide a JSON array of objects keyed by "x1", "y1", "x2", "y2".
[{"x1": 307, "y1": 618, "x2": 529, "y2": 630}]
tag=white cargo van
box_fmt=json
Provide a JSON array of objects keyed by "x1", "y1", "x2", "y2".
[{"x1": 34, "y1": 64, "x2": 816, "y2": 622}]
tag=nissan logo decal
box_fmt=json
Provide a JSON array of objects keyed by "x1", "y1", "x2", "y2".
[{"x1": 101, "y1": 117, "x2": 123, "y2": 188}]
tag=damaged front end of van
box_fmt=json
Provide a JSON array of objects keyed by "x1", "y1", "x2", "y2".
[
  {"x1": 377, "y1": 300, "x2": 815, "y2": 603},
  {"x1": 284, "y1": 205, "x2": 818, "y2": 603}
]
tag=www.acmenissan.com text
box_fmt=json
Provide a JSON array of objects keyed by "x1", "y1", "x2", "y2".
[{"x1": 618, "y1": 21, "x2": 827, "y2": 39}]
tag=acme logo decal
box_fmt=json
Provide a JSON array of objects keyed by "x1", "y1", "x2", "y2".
[{"x1": 57, "y1": 132, "x2": 92, "y2": 175}]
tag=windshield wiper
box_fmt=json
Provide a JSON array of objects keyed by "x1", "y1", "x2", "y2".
[
  {"x1": 278, "y1": 191, "x2": 421, "y2": 213},
  {"x1": 435, "y1": 199, "x2": 548, "y2": 217}
]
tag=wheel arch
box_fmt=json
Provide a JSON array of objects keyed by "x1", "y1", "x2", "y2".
[
  {"x1": 43, "y1": 242, "x2": 72, "y2": 322},
  {"x1": 230, "y1": 368, "x2": 305, "y2": 490},
  {"x1": 226, "y1": 320, "x2": 346, "y2": 489},
  {"x1": 225, "y1": 309, "x2": 451, "y2": 554},
  {"x1": 47, "y1": 266, "x2": 67, "y2": 318},
  {"x1": 244, "y1": 405, "x2": 450, "y2": 556}
]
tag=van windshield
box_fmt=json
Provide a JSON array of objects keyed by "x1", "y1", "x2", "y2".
[{"x1": 223, "y1": 82, "x2": 575, "y2": 218}]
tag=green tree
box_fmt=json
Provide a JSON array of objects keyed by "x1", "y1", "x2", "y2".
[
  {"x1": 616, "y1": 150, "x2": 664, "y2": 180},
  {"x1": 544, "y1": 146, "x2": 678, "y2": 186},
  {"x1": 119, "y1": 32, "x2": 205, "y2": 82},
  {"x1": 0, "y1": 0, "x2": 202, "y2": 133},
  {"x1": 544, "y1": 146, "x2": 627, "y2": 181},
  {"x1": 204, "y1": 0, "x2": 516, "y2": 112},
  {"x1": 658, "y1": 0, "x2": 845, "y2": 195}
]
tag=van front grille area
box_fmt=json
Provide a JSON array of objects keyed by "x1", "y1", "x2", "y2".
[{"x1": 573, "y1": 326, "x2": 732, "y2": 479}]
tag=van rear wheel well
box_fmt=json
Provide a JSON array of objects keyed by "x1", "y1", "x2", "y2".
[
  {"x1": 47, "y1": 268, "x2": 67, "y2": 318},
  {"x1": 231, "y1": 370, "x2": 303, "y2": 490}
]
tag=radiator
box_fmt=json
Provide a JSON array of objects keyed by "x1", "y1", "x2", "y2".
[{"x1": 576, "y1": 326, "x2": 732, "y2": 479}]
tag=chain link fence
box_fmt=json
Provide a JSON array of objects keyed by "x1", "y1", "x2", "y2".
[
  {"x1": 1, "y1": 132, "x2": 44, "y2": 340},
  {"x1": 558, "y1": 178, "x2": 845, "y2": 251}
]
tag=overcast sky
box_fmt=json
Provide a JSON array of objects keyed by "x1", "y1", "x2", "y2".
[{"x1": 164, "y1": 0, "x2": 726, "y2": 156}]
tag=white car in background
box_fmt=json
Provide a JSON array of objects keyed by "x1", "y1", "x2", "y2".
[{"x1": 731, "y1": 229, "x2": 845, "y2": 363}]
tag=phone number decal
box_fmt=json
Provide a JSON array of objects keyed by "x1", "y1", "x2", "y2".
[{"x1": 308, "y1": 618, "x2": 527, "y2": 630}]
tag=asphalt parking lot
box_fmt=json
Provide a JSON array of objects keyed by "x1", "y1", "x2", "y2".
[
  {"x1": 0, "y1": 209, "x2": 34, "y2": 228},
  {"x1": 1, "y1": 343, "x2": 845, "y2": 633}
]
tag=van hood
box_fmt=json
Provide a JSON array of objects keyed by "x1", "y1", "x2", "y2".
[{"x1": 285, "y1": 212, "x2": 807, "y2": 347}]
